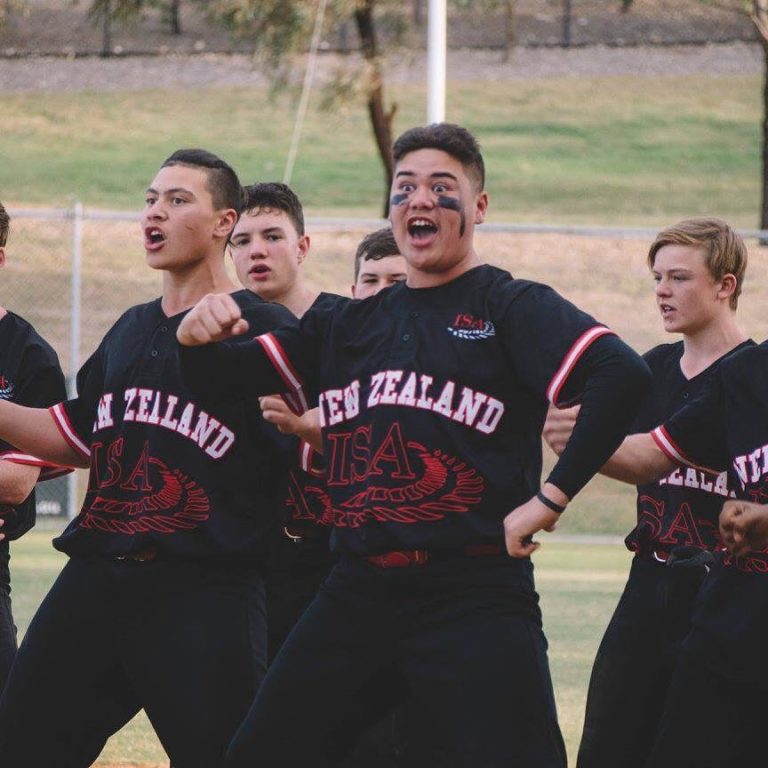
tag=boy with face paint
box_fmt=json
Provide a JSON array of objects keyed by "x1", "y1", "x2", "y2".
[{"x1": 177, "y1": 123, "x2": 651, "y2": 768}]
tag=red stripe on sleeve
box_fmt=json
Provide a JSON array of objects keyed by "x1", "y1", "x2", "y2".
[
  {"x1": 547, "y1": 326, "x2": 615, "y2": 406},
  {"x1": 49, "y1": 403, "x2": 90, "y2": 461}
]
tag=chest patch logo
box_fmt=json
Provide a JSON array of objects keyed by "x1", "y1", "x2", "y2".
[
  {"x1": 447, "y1": 313, "x2": 495, "y2": 340},
  {"x1": 0, "y1": 376, "x2": 14, "y2": 400}
]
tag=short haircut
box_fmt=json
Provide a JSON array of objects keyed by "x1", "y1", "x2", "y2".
[
  {"x1": 648, "y1": 217, "x2": 748, "y2": 310},
  {"x1": 354, "y1": 227, "x2": 401, "y2": 281},
  {"x1": 0, "y1": 201, "x2": 8, "y2": 248},
  {"x1": 392, "y1": 123, "x2": 485, "y2": 192},
  {"x1": 161, "y1": 149, "x2": 244, "y2": 213},
  {"x1": 241, "y1": 182, "x2": 305, "y2": 236}
]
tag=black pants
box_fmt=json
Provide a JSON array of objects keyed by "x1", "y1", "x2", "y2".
[
  {"x1": 643, "y1": 645, "x2": 767, "y2": 767},
  {"x1": 227, "y1": 554, "x2": 566, "y2": 768},
  {"x1": 0, "y1": 554, "x2": 266, "y2": 768},
  {"x1": 266, "y1": 532, "x2": 431, "y2": 767},
  {"x1": 577, "y1": 555, "x2": 707, "y2": 768},
  {"x1": 0, "y1": 542, "x2": 16, "y2": 694}
]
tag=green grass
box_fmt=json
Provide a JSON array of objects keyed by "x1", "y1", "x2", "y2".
[
  {"x1": 10, "y1": 530, "x2": 630, "y2": 765},
  {"x1": 0, "y1": 73, "x2": 761, "y2": 225}
]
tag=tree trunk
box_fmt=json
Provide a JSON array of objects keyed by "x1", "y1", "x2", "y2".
[
  {"x1": 169, "y1": 0, "x2": 182, "y2": 35},
  {"x1": 101, "y1": 0, "x2": 112, "y2": 57},
  {"x1": 502, "y1": 0, "x2": 516, "y2": 63},
  {"x1": 354, "y1": 0, "x2": 397, "y2": 217},
  {"x1": 413, "y1": 0, "x2": 424, "y2": 27},
  {"x1": 761, "y1": 40, "x2": 768, "y2": 240},
  {"x1": 561, "y1": 0, "x2": 571, "y2": 48}
]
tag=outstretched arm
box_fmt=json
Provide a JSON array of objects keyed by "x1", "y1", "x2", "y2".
[
  {"x1": 0, "y1": 401, "x2": 86, "y2": 468},
  {"x1": 177, "y1": 293, "x2": 311, "y2": 401},
  {"x1": 543, "y1": 404, "x2": 677, "y2": 485},
  {"x1": 506, "y1": 335, "x2": 652, "y2": 557},
  {"x1": 0, "y1": 460, "x2": 41, "y2": 506}
]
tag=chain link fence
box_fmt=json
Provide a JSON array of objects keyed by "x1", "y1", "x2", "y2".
[{"x1": 6, "y1": 206, "x2": 768, "y2": 521}]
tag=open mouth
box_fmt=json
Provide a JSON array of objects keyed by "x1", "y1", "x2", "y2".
[
  {"x1": 249, "y1": 264, "x2": 271, "y2": 278},
  {"x1": 407, "y1": 218, "x2": 437, "y2": 242},
  {"x1": 145, "y1": 228, "x2": 165, "y2": 249}
]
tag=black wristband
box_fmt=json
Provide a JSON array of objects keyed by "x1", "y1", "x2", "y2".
[{"x1": 536, "y1": 490, "x2": 566, "y2": 514}]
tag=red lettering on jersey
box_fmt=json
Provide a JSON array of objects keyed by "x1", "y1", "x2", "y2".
[
  {"x1": 103, "y1": 437, "x2": 125, "y2": 488},
  {"x1": 635, "y1": 494, "x2": 664, "y2": 542},
  {"x1": 121, "y1": 441, "x2": 153, "y2": 493},
  {"x1": 350, "y1": 425, "x2": 372, "y2": 483},
  {"x1": 327, "y1": 431, "x2": 352, "y2": 486},
  {"x1": 658, "y1": 502, "x2": 705, "y2": 548},
  {"x1": 367, "y1": 422, "x2": 416, "y2": 480}
]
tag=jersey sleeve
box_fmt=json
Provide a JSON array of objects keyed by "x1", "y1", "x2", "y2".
[
  {"x1": 651, "y1": 374, "x2": 730, "y2": 474},
  {"x1": 498, "y1": 281, "x2": 614, "y2": 405},
  {"x1": 49, "y1": 346, "x2": 106, "y2": 463},
  {"x1": 0, "y1": 340, "x2": 71, "y2": 479},
  {"x1": 180, "y1": 303, "x2": 327, "y2": 405}
]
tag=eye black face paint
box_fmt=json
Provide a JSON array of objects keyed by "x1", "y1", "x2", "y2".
[
  {"x1": 438, "y1": 195, "x2": 466, "y2": 236},
  {"x1": 390, "y1": 193, "x2": 409, "y2": 208}
]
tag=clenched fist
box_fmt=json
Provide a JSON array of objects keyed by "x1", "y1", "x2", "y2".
[{"x1": 177, "y1": 293, "x2": 250, "y2": 346}]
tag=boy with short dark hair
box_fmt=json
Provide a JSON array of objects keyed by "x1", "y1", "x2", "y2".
[
  {"x1": 178, "y1": 123, "x2": 651, "y2": 767},
  {"x1": 0, "y1": 151, "x2": 296, "y2": 767},
  {"x1": 352, "y1": 227, "x2": 407, "y2": 298},
  {"x1": 0, "y1": 201, "x2": 69, "y2": 693}
]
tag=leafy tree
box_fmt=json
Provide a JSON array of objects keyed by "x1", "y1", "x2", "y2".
[
  {"x1": 81, "y1": 0, "x2": 186, "y2": 54},
  {"x1": 210, "y1": 0, "x2": 403, "y2": 215}
]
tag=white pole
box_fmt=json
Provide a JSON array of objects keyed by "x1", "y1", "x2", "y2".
[
  {"x1": 68, "y1": 200, "x2": 83, "y2": 520},
  {"x1": 427, "y1": 0, "x2": 447, "y2": 123}
]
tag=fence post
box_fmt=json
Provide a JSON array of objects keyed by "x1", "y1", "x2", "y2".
[{"x1": 67, "y1": 201, "x2": 83, "y2": 520}]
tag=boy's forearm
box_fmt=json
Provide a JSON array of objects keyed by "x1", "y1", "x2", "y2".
[{"x1": 0, "y1": 400, "x2": 86, "y2": 468}]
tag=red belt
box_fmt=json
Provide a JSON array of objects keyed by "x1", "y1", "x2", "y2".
[
  {"x1": 115, "y1": 546, "x2": 158, "y2": 563},
  {"x1": 366, "y1": 544, "x2": 505, "y2": 568}
]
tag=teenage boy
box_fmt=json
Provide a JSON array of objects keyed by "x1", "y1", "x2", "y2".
[
  {"x1": 351, "y1": 227, "x2": 407, "y2": 298},
  {"x1": 544, "y1": 218, "x2": 751, "y2": 768},
  {"x1": 178, "y1": 123, "x2": 651, "y2": 768},
  {"x1": 0, "y1": 151, "x2": 296, "y2": 768},
  {"x1": 228, "y1": 181, "x2": 335, "y2": 662},
  {"x1": 0, "y1": 201, "x2": 69, "y2": 693}
]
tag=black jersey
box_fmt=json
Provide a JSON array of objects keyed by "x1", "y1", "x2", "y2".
[
  {"x1": 0, "y1": 312, "x2": 68, "y2": 541},
  {"x1": 280, "y1": 292, "x2": 349, "y2": 538},
  {"x1": 626, "y1": 341, "x2": 752, "y2": 560},
  {"x1": 50, "y1": 290, "x2": 297, "y2": 562},
  {"x1": 653, "y1": 340, "x2": 768, "y2": 683},
  {"x1": 183, "y1": 265, "x2": 619, "y2": 557}
]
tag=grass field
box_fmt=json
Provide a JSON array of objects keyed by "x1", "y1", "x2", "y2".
[
  {"x1": 1, "y1": 73, "x2": 761, "y2": 226},
  {"x1": 11, "y1": 529, "x2": 632, "y2": 766},
  {"x1": 0, "y1": 63, "x2": 760, "y2": 764}
]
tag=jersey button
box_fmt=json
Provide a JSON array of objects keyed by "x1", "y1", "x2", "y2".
[
  {"x1": 410, "y1": 312, "x2": 419, "y2": 319},
  {"x1": 160, "y1": 325, "x2": 168, "y2": 333},
  {"x1": 402, "y1": 333, "x2": 410, "y2": 342},
  {"x1": 151, "y1": 350, "x2": 159, "y2": 357}
]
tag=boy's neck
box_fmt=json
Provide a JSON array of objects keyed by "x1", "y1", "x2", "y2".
[
  {"x1": 274, "y1": 281, "x2": 320, "y2": 319},
  {"x1": 160, "y1": 257, "x2": 238, "y2": 317},
  {"x1": 680, "y1": 313, "x2": 747, "y2": 379}
]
